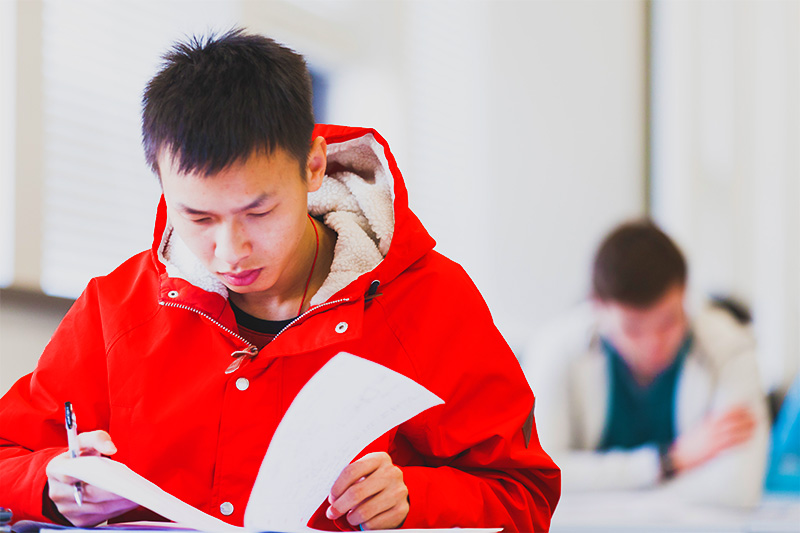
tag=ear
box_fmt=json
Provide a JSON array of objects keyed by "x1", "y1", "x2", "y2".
[
  {"x1": 591, "y1": 295, "x2": 612, "y2": 320},
  {"x1": 593, "y1": 297, "x2": 614, "y2": 333},
  {"x1": 305, "y1": 136, "x2": 327, "y2": 193}
]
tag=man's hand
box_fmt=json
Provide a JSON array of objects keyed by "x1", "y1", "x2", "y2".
[
  {"x1": 326, "y1": 452, "x2": 409, "y2": 530},
  {"x1": 670, "y1": 405, "x2": 757, "y2": 474},
  {"x1": 46, "y1": 430, "x2": 138, "y2": 527}
]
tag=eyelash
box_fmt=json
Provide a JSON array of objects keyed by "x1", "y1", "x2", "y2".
[{"x1": 190, "y1": 211, "x2": 269, "y2": 225}]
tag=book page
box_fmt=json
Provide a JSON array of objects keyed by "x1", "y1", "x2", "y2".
[
  {"x1": 244, "y1": 352, "x2": 444, "y2": 531},
  {"x1": 49, "y1": 456, "x2": 242, "y2": 532}
]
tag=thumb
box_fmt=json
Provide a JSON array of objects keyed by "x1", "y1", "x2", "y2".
[{"x1": 77, "y1": 430, "x2": 118, "y2": 456}]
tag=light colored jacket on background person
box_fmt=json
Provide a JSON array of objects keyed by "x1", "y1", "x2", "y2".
[{"x1": 521, "y1": 302, "x2": 769, "y2": 508}]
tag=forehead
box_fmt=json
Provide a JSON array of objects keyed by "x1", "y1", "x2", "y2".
[
  {"x1": 157, "y1": 145, "x2": 303, "y2": 180},
  {"x1": 611, "y1": 285, "x2": 685, "y2": 325},
  {"x1": 158, "y1": 147, "x2": 306, "y2": 210},
  {"x1": 159, "y1": 147, "x2": 302, "y2": 185}
]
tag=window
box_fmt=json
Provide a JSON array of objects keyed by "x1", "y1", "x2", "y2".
[
  {"x1": 36, "y1": 0, "x2": 239, "y2": 298},
  {"x1": 0, "y1": 0, "x2": 16, "y2": 288}
]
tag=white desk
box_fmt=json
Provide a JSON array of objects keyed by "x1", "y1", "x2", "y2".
[{"x1": 550, "y1": 492, "x2": 800, "y2": 533}]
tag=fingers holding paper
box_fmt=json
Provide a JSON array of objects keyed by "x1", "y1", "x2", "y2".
[
  {"x1": 327, "y1": 452, "x2": 409, "y2": 530},
  {"x1": 46, "y1": 430, "x2": 138, "y2": 527},
  {"x1": 47, "y1": 479, "x2": 138, "y2": 527}
]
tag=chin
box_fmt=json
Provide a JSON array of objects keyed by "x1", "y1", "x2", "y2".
[{"x1": 225, "y1": 283, "x2": 261, "y2": 294}]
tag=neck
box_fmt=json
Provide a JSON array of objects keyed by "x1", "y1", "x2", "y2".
[{"x1": 631, "y1": 370, "x2": 658, "y2": 388}]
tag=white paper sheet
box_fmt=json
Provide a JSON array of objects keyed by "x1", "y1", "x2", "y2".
[
  {"x1": 50, "y1": 352, "x2": 480, "y2": 532},
  {"x1": 50, "y1": 456, "x2": 242, "y2": 533},
  {"x1": 244, "y1": 352, "x2": 444, "y2": 531}
]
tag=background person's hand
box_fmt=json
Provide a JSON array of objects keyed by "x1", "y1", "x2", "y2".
[
  {"x1": 669, "y1": 405, "x2": 757, "y2": 474},
  {"x1": 46, "y1": 430, "x2": 138, "y2": 527},
  {"x1": 326, "y1": 452, "x2": 409, "y2": 530}
]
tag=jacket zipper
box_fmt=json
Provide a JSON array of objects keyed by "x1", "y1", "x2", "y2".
[
  {"x1": 272, "y1": 297, "x2": 351, "y2": 342},
  {"x1": 159, "y1": 300, "x2": 257, "y2": 373},
  {"x1": 159, "y1": 297, "x2": 351, "y2": 373},
  {"x1": 160, "y1": 300, "x2": 254, "y2": 346}
]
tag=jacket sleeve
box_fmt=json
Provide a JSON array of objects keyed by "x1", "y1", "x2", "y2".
[
  {"x1": 0, "y1": 279, "x2": 112, "y2": 522},
  {"x1": 380, "y1": 260, "x2": 561, "y2": 532},
  {"x1": 658, "y1": 337, "x2": 769, "y2": 508},
  {"x1": 519, "y1": 312, "x2": 665, "y2": 491}
]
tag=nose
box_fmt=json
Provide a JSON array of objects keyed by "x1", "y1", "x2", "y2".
[{"x1": 214, "y1": 220, "x2": 251, "y2": 267}]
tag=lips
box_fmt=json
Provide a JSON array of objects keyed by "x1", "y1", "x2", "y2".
[{"x1": 219, "y1": 268, "x2": 262, "y2": 287}]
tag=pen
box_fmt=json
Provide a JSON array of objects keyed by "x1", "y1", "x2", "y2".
[{"x1": 64, "y1": 402, "x2": 84, "y2": 506}]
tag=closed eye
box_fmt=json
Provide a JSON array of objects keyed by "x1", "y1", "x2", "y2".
[{"x1": 249, "y1": 211, "x2": 271, "y2": 218}]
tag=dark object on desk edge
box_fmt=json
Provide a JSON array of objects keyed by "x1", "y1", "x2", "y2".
[
  {"x1": 10, "y1": 521, "x2": 70, "y2": 533},
  {"x1": 1, "y1": 509, "x2": 12, "y2": 533},
  {"x1": 10, "y1": 522, "x2": 202, "y2": 533},
  {"x1": 9, "y1": 521, "x2": 290, "y2": 533}
]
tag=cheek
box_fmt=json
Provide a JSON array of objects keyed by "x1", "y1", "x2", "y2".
[
  {"x1": 172, "y1": 221, "x2": 214, "y2": 261},
  {"x1": 247, "y1": 219, "x2": 286, "y2": 252},
  {"x1": 665, "y1": 324, "x2": 688, "y2": 353},
  {"x1": 261, "y1": 211, "x2": 307, "y2": 250}
]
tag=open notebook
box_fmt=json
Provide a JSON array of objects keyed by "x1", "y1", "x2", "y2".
[{"x1": 49, "y1": 353, "x2": 500, "y2": 533}]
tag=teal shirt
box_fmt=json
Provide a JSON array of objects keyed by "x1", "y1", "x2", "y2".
[{"x1": 598, "y1": 335, "x2": 692, "y2": 451}]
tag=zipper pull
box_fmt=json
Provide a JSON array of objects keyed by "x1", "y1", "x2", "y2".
[{"x1": 225, "y1": 346, "x2": 258, "y2": 374}]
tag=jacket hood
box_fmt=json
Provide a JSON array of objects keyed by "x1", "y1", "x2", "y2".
[{"x1": 150, "y1": 125, "x2": 436, "y2": 309}]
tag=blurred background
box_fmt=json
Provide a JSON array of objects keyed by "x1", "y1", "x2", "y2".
[{"x1": 0, "y1": 0, "x2": 798, "y2": 404}]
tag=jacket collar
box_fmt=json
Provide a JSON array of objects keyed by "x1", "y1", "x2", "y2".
[{"x1": 149, "y1": 125, "x2": 436, "y2": 319}]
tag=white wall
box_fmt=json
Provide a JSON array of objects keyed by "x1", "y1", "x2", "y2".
[
  {"x1": 484, "y1": 0, "x2": 646, "y2": 344},
  {"x1": 651, "y1": 0, "x2": 800, "y2": 392},
  {"x1": 0, "y1": 0, "x2": 16, "y2": 288}
]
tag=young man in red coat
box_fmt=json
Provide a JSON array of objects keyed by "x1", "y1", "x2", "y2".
[{"x1": 0, "y1": 30, "x2": 560, "y2": 531}]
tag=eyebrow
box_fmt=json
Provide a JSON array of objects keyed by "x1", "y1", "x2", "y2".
[{"x1": 177, "y1": 194, "x2": 270, "y2": 216}]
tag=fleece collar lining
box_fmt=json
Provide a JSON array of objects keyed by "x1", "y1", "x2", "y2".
[{"x1": 157, "y1": 133, "x2": 396, "y2": 306}]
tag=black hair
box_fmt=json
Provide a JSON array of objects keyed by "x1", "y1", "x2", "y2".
[
  {"x1": 142, "y1": 28, "x2": 314, "y2": 178},
  {"x1": 592, "y1": 219, "x2": 688, "y2": 308}
]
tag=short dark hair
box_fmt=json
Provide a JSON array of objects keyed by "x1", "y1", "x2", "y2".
[
  {"x1": 142, "y1": 28, "x2": 314, "y2": 178},
  {"x1": 592, "y1": 220, "x2": 687, "y2": 308}
]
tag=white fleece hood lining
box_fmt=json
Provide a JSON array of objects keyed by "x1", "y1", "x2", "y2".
[{"x1": 158, "y1": 133, "x2": 396, "y2": 307}]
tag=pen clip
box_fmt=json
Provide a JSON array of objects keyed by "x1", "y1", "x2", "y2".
[
  {"x1": 65, "y1": 401, "x2": 75, "y2": 430},
  {"x1": 64, "y1": 402, "x2": 79, "y2": 459},
  {"x1": 64, "y1": 402, "x2": 84, "y2": 506}
]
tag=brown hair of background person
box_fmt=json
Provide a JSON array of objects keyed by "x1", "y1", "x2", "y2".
[{"x1": 592, "y1": 220, "x2": 688, "y2": 308}]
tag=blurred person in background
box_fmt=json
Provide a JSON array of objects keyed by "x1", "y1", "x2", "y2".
[{"x1": 521, "y1": 219, "x2": 769, "y2": 507}]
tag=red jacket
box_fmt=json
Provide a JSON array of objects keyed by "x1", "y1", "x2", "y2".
[{"x1": 0, "y1": 125, "x2": 560, "y2": 531}]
